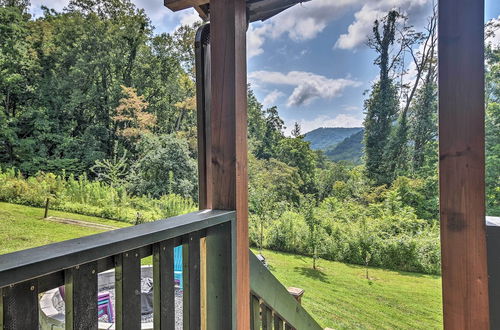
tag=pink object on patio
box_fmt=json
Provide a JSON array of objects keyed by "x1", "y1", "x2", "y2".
[{"x1": 58, "y1": 286, "x2": 114, "y2": 322}]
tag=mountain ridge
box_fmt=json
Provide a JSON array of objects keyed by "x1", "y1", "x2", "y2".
[
  {"x1": 304, "y1": 127, "x2": 364, "y2": 163},
  {"x1": 303, "y1": 127, "x2": 363, "y2": 150}
]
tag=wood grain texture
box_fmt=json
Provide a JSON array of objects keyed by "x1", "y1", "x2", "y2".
[
  {"x1": 439, "y1": 0, "x2": 489, "y2": 328},
  {"x1": 250, "y1": 295, "x2": 261, "y2": 330},
  {"x1": 261, "y1": 304, "x2": 272, "y2": 330},
  {"x1": 188, "y1": 232, "x2": 201, "y2": 329},
  {"x1": 206, "y1": 223, "x2": 232, "y2": 329},
  {"x1": 153, "y1": 240, "x2": 175, "y2": 330},
  {"x1": 1, "y1": 280, "x2": 38, "y2": 330},
  {"x1": 115, "y1": 250, "x2": 142, "y2": 330},
  {"x1": 195, "y1": 23, "x2": 212, "y2": 210},
  {"x1": 163, "y1": 0, "x2": 208, "y2": 11},
  {"x1": 210, "y1": 0, "x2": 250, "y2": 328},
  {"x1": 65, "y1": 262, "x2": 98, "y2": 330}
]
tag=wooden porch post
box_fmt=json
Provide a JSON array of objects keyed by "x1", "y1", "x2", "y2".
[
  {"x1": 439, "y1": 0, "x2": 489, "y2": 328},
  {"x1": 210, "y1": 0, "x2": 250, "y2": 329}
]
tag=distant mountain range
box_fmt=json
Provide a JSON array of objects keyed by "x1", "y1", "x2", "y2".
[{"x1": 304, "y1": 127, "x2": 364, "y2": 164}]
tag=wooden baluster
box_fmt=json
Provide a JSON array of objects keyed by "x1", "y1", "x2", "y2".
[
  {"x1": 182, "y1": 238, "x2": 190, "y2": 329},
  {"x1": 115, "y1": 249, "x2": 142, "y2": 330},
  {"x1": 0, "y1": 288, "x2": 3, "y2": 329},
  {"x1": 189, "y1": 232, "x2": 201, "y2": 329},
  {"x1": 274, "y1": 313, "x2": 284, "y2": 330},
  {"x1": 206, "y1": 222, "x2": 232, "y2": 329},
  {"x1": 261, "y1": 304, "x2": 272, "y2": 330},
  {"x1": 65, "y1": 261, "x2": 98, "y2": 330},
  {"x1": 153, "y1": 240, "x2": 175, "y2": 330},
  {"x1": 250, "y1": 295, "x2": 261, "y2": 330},
  {"x1": 1, "y1": 280, "x2": 38, "y2": 329}
]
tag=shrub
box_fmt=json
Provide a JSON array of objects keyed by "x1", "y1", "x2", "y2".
[{"x1": 0, "y1": 168, "x2": 196, "y2": 223}]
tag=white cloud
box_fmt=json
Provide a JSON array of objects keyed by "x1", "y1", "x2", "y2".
[
  {"x1": 30, "y1": 0, "x2": 67, "y2": 14},
  {"x1": 288, "y1": 114, "x2": 363, "y2": 135},
  {"x1": 246, "y1": 0, "x2": 432, "y2": 57},
  {"x1": 247, "y1": 24, "x2": 267, "y2": 58},
  {"x1": 262, "y1": 90, "x2": 285, "y2": 107},
  {"x1": 178, "y1": 9, "x2": 201, "y2": 27},
  {"x1": 342, "y1": 105, "x2": 361, "y2": 112},
  {"x1": 247, "y1": 0, "x2": 357, "y2": 57},
  {"x1": 250, "y1": 71, "x2": 361, "y2": 107},
  {"x1": 335, "y1": 0, "x2": 431, "y2": 50}
]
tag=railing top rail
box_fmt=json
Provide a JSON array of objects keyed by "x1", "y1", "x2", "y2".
[
  {"x1": 250, "y1": 251, "x2": 323, "y2": 330},
  {"x1": 0, "y1": 209, "x2": 235, "y2": 288}
]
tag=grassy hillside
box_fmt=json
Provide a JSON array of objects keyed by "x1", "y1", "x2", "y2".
[
  {"x1": 304, "y1": 127, "x2": 363, "y2": 150},
  {"x1": 254, "y1": 249, "x2": 442, "y2": 330},
  {"x1": 0, "y1": 202, "x2": 129, "y2": 255},
  {"x1": 325, "y1": 129, "x2": 364, "y2": 164}
]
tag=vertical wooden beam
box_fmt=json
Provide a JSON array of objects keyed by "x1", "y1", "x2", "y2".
[
  {"x1": 115, "y1": 249, "x2": 142, "y2": 330},
  {"x1": 195, "y1": 25, "x2": 211, "y2": 329},
  {"x1": 65, "y1": 262, "x2": 98, "y2": 330},
  {"x1": 196, "y1": 23, "x2": 212, "y2": 210},
  {"x1": 439, "y1": 0, "x2": 489, "y2": 328},
  {"x1": 1, "y1": 280, "x2": 38, "y2": 329},
  {"x1": 206, "y1": 222, "x2": 232, "y2": 329},
  {"x1": 182, "y1": 239, "x2": 191, "y2": 330},
  {"x1": 153, "y1": 240, "x2": 176, "y2": 330},
  {"x1": 210, "y1": 0, "x2": 249, "y2": 329},
  {"x1": 188, "y1": 232, "x2": 201, "y2": 329},
  {"x1": 250, "y1": 295, "x2": 261, "y2": 330},
  {"x1": 261, "y1": 304, "x2": 272, "y2": 330}
]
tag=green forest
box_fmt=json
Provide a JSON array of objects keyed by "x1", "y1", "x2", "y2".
[{"x1": 0, "y1": 0, "x2": 499, "y2": 276}]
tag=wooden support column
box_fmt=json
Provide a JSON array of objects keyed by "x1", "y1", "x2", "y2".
[
  {"x1": 210, "y1": 0, "x2": 249, "y2": 329},
  {"x1": 439, "y1": 0, "x2": 489, "y2": 328}
]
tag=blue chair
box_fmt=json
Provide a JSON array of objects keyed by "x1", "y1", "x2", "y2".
[{"x1": 174, "y1": 246, "x2": 183, "y2": 290}]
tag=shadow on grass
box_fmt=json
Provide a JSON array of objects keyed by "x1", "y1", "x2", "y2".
[
  {"x1": 343, "y1": 263, "x2": 440, "y2": 280},
  {"x1": 294, "y1": 266, "x2": 331, "y2": 283}
]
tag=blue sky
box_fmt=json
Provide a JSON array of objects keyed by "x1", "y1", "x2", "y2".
[{"x1": 31, "y1": 0, "x2": 500, "y2": 134}]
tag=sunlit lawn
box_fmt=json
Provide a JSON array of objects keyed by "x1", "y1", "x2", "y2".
[
  {"x1": 252, "y1": 248, "x2": 443, "y2": 330},
  {"x1": 0, "y1": 202, "x2": 129, "y2": 255},
  {"x1": 1, "y1": 202, "x2": 442, "y2": 329}
]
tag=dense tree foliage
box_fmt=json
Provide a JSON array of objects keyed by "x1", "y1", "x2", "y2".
[
  {"x1": 0, "y1": 0, "x2": 195, "y2": 177},
  {"x1": 486, "y1": 44, "x2": 500, "y2": 216},
  {"x1": 0, "y1": 0, "x2": 498, "y2": 274},
  {"x1": 363, "y1": 10, "x2": 400, "y2": 186}
]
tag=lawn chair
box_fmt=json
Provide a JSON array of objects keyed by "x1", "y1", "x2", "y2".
[
  {"x1": 97, "y1": 292, "x2": 114, "y2": 322},
  {"x1": 174, "y1": 245, "x2": 183, "y2": 290}
]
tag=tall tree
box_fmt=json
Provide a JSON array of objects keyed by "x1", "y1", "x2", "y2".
[
  {"x1": 364, "y1": 10, "x2": 400, "y2": 186},
  {"x1": 254, "y1": 106, "x2": 284, "y2": 160},
  {"x1": 0, "y1": 5, "x2": 35, "y2": 166},
  {"x1": 385, "y1": 8, "x2": 438, "y2": 179},
  {"x1": 291, "y1": 122, "x2": 302, "y2": 138}
]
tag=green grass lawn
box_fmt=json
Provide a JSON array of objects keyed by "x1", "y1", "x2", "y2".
[
  {"x1": 0, "y1": 202, "x2": 129, "y2": 255},
  {"x1": 253, "y1": 248, "x2": 443, "y2": 330},
  {"x1": 1, "y1": 202, "x2": 442, "y2": 329}
]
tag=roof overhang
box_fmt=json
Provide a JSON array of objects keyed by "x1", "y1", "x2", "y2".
[{"x1": 164, "y1": 0, "x2": 310, "y2": 22}]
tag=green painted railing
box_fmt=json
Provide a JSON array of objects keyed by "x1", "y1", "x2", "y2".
[
  {"x1": 0, "y1": 210, "x2": 235, "y2": 329},
  {"x1": 249, "y1": 251, "x2": 323, "y2": 330}
]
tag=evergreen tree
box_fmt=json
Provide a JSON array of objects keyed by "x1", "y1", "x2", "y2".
[
  {"x1": 255, "y1": 106, "x2": 284, "y2": 160},
  {"x1": 291, "y1": 122, "x2": 302, "y2": 138}
]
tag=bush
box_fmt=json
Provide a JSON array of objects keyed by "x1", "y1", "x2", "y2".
[
  {"x1": 249, "y1": 188, "x2": 442, "y2": 275},
  {"x1": 0, "y1": 168, "x2": 196, "y2": 222}
]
